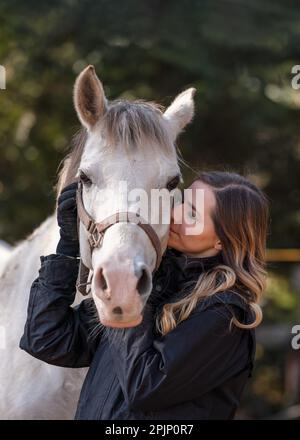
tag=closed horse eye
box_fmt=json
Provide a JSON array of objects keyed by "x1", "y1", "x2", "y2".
[
  {"x1": 79, "y1": 170, "x2": 92, "y2": 186},
  {"x1": 166, "y1": 175, "x2": 181, "y2": 191}
]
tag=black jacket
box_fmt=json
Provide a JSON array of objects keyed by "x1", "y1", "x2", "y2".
[{"x1": 20, "y1": 247, "x2": 256, "y2": 420}]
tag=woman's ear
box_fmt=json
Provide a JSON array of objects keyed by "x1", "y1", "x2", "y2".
[{"x1": 214, "y1": 240, "x2": 222, "y2": 251}]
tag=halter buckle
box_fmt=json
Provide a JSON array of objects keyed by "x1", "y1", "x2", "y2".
[
  {"x1": 88, "y1": 228, "x2": 104, "y2": 249},
  {"x1": 87, "y1": 220, "x2": 97, "y2": 233}
]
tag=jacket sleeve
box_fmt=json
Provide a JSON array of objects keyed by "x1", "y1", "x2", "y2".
[
  {"x1": 19, "y1": 253, "x2": 100, "y2": 368},
  {"x1": 106, "y1": 301, "x2": 252, "y2": 412}
]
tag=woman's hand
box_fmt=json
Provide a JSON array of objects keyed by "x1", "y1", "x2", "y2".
[{"x1": 56, "y1": 181, "x2": 79, "y2": 257}]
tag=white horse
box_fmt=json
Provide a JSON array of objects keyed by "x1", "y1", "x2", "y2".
[
  {"x1": 0, "y1": 65, "x2": 195, "y2": 419},
  {"x1": 0, "y1": 240, "x2": 12, "y2": 276}
]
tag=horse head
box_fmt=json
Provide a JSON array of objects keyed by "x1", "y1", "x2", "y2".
[{"x1": 72, "y1": 65, "x2": 196, "y2": 328}]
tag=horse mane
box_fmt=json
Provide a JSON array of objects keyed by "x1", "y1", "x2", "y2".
[
  {"x1": 53, "y1": 127, "x2": 87, "y2": 200},
  {"x1": 54, "y1": 99, "x2": 176, "y2": 200}
]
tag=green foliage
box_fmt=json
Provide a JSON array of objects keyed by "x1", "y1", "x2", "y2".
[{"x1": 263, "y1": 269, "x2": 300, "y2": 323}]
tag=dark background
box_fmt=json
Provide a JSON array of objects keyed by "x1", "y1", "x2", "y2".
[{"x1": 0, "y1": 0, "x2": 300, "y2": 419}]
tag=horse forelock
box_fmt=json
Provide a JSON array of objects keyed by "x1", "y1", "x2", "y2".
[
  {"x1": 55, "y1": 99, "x2": 176, "y2": 199},
  {"x1": 101, "y1": 100, "x2": 173, "y2": 154}
]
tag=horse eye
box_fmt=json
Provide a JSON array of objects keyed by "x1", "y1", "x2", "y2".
[
  {"x1": 167, "y1": 175, "x2": 181, "y2": 191},
  {"x1": 79, "y1": 170, "x2": 92, "y2": 186}
]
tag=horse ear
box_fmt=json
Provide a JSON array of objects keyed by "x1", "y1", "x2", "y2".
[
  {"x1": 73, "y1": 65, "x2": 107, "y2": 130},
  {"x1": 163, "y1": 88, "x2": 196, "y2": 140}
]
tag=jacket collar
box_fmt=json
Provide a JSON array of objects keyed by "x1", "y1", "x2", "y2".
[
  {"x1": 164, "y1": 246, "x2": 224, "y2": 277},
  {"x1": 157, "y1": 247, "x2": 250, "y2": 315}
]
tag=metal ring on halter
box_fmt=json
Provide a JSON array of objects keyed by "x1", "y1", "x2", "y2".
[
  {"x1": 88, "y1": 229, "x2": 104, "y2": 249},
  {"x1": 76, "y1": 280, "x2": 92, "y2": 294}
]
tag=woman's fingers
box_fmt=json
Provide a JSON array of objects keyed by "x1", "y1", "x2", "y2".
[
  {"x1": 58, "y1": 186, "x2": 78, "y2": 206},
  {"x1": 61, "y1": 182, "x2": 78, "y2": 193},
  {"x1": 59, "y1": 197, "x2": 77, "y2": 211}
]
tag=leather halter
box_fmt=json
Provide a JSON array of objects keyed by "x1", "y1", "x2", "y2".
[{"x1": 75, "y1": 180, "x2": 163, "y2": 295}]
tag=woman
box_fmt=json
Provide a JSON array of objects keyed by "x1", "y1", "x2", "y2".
[{"x1": 20, "y1": 171, "x2": 269, "y2": 420}]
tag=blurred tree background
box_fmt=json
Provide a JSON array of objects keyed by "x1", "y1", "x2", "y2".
[{"x1": 0, "y1": 0, "x2": 300, "y2": 419}]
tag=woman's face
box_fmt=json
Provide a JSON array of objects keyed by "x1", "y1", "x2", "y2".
[{"x1": 167, "y1": 180, "x2": 222, "y2": 257}]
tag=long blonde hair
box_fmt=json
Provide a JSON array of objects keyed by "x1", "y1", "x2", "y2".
[{"x1": 156, "y1": 171, "x2": 269, "y2": 336}]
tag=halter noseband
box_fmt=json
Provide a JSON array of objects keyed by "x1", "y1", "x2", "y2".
[{"x1": 75, "y1": 180, "x2": 163, "y2": 295}]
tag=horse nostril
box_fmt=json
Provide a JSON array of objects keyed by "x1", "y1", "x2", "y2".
[
  {"x1": 112, "y1": 306, "x2": 123, "y2": 315},
  {"x1": 137, "y1": 267, "x2": 151, "y2": 296},
  {"x1": 101, "y1": 271, "x2": 108, "y2": 291},
  {"x1": 96, "y1": 268, "x2": 108, "y2": 290},
  {"x1": 95, "y1": 268, "x2": 111, "y2": 300}
]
